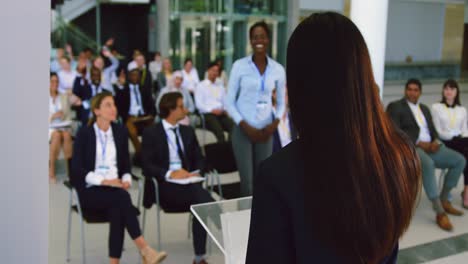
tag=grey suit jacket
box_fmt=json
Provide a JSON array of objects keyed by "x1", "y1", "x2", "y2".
[{"x1": 386, "y1": 98, "x2": 439, "y2": 144}]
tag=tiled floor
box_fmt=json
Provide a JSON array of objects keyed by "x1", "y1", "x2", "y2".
[{"x1": 49, "y1": 81, "x2": 468, "y2": 264}]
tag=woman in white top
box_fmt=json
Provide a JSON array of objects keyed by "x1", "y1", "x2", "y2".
[
  {"x1": 432, "y1": 79, "x2": 468, "y2": 208},
  {"x1": 156, "y1": 71, "x2": 195, "y2": 125},
  {"x1": 181, "y1": 58, "x2": 200, "y2": 94},
  {"x1": 71, "y1": 92, "x2": 167, "y2": 264},
  {"x1": 49, "y1": 72, "x2": 73, "y2": 183},
  {"x1": 149, "y1": 51, "x2": 162, "y2": 81},
  {"x1": 57, "y1": 57, "x2": 77, "y2": 94}
]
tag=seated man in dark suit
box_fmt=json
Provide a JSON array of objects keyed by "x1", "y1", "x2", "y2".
[
  {"x1": 72, "y1": 67, "x2": 108, "y2": 125},
  {"x1": 114, "y1": 68, "x2": 156, "y2": 165},
  {"x1": 387, "y1": 78, "x2": 465, "y2": 231},
  {"x1": 142, "y1": 92, "x2": 215, "y2": 264}
]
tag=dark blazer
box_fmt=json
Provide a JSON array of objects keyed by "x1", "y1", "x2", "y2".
[
  {"x1": 73, "y1": 78, "x2": 108, "y2": 124},
  {"x1": 142, "y1": 122, "x2": 205, "y2": 208},
  {"x1": 71, "y1": 123, "x2": 131, "y2": 192},
  {"x1": 140, "y1": 68, "x2": 153, "y2": 92},
  {"x1": 272, "y1": 112, "x2": 298, "y2": 153},
  {"x1": 386, "y1": 98, "x2": 439, "y2": 144},
  {"x1": 114, "y1": 82, "x2": 156, "y2": 122},
  {"x1": 246, "y1": 140, "x2": 398, "y2": 264}
]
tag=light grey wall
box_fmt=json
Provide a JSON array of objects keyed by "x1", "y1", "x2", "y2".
[
  {"x1": 0, "y1": 0, "x2": 49, "y2": 263},
  {"x1": 299, "y1": 0, "x2": 344, "y2": 12},
  {"x1": 386, "y1": 1, "x2": 446, "y2": 62}
]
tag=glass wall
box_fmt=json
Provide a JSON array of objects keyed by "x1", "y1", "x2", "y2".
[{"x1": 166, "y1": 0, "x2": 287, "y2": 77}]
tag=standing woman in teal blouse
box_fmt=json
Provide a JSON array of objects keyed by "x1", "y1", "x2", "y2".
[{"x1": 225, "y1": 21, "x2": 286, "y2": 196}]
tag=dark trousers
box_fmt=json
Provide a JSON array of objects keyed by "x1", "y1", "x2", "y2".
[
  {"x1": 203, "y1": 113, "x2": 234, "y2": 142},
  {"x1": 159, "y1": 182, "x2": 215, "y2": 255},
  {"x1": 443, "y1": 137, "x2": 468, "y2": 185},
  {"x1": 78, "y1": 187, "x2": 141, "y2": 259}
]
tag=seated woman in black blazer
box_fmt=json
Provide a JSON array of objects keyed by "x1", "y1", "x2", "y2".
[
  {"x1": 71, "y1": 91, "x2": 167, "y2": 264},
  {"x1": 246, "y1": 13, "x2": 421, "y2": 264}
]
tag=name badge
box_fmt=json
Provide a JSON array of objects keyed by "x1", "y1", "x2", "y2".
[
  {"x1": 255, "y1": 91, "x2": 271, "y2": 121},
  {"x1": 96, "y1": 164, "x2": 110, "y2": 176},
  {"x1": 169, "y1": 161, "x2": 182, "y2": 171}
]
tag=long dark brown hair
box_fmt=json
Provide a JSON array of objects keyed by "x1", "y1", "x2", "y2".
[{"x1": 287, "y1": 12, "x2": 421, "y2": 263}]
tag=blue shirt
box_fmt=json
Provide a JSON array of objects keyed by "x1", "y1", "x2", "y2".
[{"x1": 225, "y1": 55, "x2": 286, "y2": 129}]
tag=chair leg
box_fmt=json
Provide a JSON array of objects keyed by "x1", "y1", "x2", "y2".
[
  {"x1": 157, "y1": 206, "x2": 162, "y2": 251},
  {"x1": 438, "y1": 169, "x2": 446, "y2": 192},
  {"x1": 66, "y1": 190, "x2": 73, "y2": 262},
  {"x1": 137, "y1": 180, "x2": 143, "y2": 210},
  {"x1": 188, "y1": 214, "x2": 192, "y2": 239},
  {"x1": 142, "y1": 208, "x2": 147, "y2": 235},
  {"x1": 215, "y1": 171, "x2": 223, "y2": 200},
  {"x1": 74, "y1": 190, "x2": 86, "y2": 264},
  {"x1": 79, "y1": 216, "x2": 86, "y2": 264},
  {"x1": 208, "y1": 236, "x2": 212, "y2": 256}
]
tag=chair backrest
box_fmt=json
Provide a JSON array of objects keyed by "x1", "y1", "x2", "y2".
[
  {"x1": 204, "y1": 142, "x2": 237, "y2": 173},
  {"x1": 195, "y1": 128, "x2": 217, "y2": 146}
]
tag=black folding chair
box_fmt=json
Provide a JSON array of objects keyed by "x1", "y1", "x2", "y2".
[
  {"x1": 204, "y1": 141, "x2": 238, "y2": 199},
  {"x1": 64, "y1": 175, "x2": 142, "y2": 264}
]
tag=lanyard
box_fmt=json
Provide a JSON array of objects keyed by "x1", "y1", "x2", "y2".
[
  {"x1": 444, "y1": 105, "x2": 457, "y2": 129},
  {"x1": 97, "y1": 130, "x2": 108, "y2": 162},
  {"x1": 250, "y1": 60, "x2": 268, "y2": 92},
  {"x1": 414, "y1": 105, "x2": 425, "y2": 125}
]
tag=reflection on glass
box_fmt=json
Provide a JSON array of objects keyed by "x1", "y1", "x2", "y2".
[{"x1": 172, "y1": 0, "x2": 226, "y2": 13}]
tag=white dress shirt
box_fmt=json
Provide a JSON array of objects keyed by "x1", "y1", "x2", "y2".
[
  {"x1": 407, "y1": 101, "x2": 432, "y2": 143},
  {"x1": 149, "y1": 60, "x2": 162, "y2": 80},
  {"x1": 85, "y1": 124, "x2": 132, "y2": 187},
  {"x1": 182, "y1": 68, "x2": 200, "y2": 93},
  {"x1": 58, "y1": 70, "x2": 77, "y2": 94},
  {"x1": 128, "y1": 84, "x2": 145, "y2": 116},
  {"x1": 225, "y1": 55, "x2": 286, "y2": 129},
  {"x1": 195, "y1": 79, "x2": 226, "y2": 114},
  {"x1": 90, "y1": 84, "x2": 104, "y2": 97},
  {"x1": 162, "y1": 120, "x2": 186, "y2": 180},
  {"x1": 432, "y1": 102, "x2": 468, "y2": 140},
  {"x1": 49, "y1": 96, "x2": 63, "y2": 123},
  {"x1": 102, "y1": 56, "x2": 119, "y2": 93}
]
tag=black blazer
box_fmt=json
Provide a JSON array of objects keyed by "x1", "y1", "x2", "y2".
[
  {"x1": 140, "y1": 68, "x2": 153, "y2": 92},
  {"x1": 73, "y1": 78, "x2": 108, "y2": 124},
  {"x1": 246, "y1": 140, "x2": 398, "y2": 264},
  {"x1": 114, "y1": 82, "x2": 156, "y2": 122},
  {"x1": 386, "y1": 98, "x2": 439, "y2": 144},
  {"x1": 272, "y1": 112, "x2": 298, "y2": 153},
  {"x1": 71, "y1": 123, "x2": 131, "y2": 192},
  {"x1": 142, "y1": 122, "x2": 205, "y2": 208}
]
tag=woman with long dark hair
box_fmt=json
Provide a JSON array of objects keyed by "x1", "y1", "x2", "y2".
[
  {"x1": 71, "y1": 92, "x2": 167, "y2": 264},
  {"x1": 432, "y1": 79, "x2": 468, "y2": 208},
  {"x1": 246, "y1": 12, "x2": 421, "y2": 263}
]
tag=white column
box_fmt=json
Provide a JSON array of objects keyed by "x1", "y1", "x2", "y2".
[
  {"x1": 350, "y1": 0, "x2": 389, "y2": 96},
  {"x1": 157, "y1": 0, "x2": 170, "y2": 57},
  {"x1": 287, "y1": 0, "x2": 300, "y2": 38}
]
